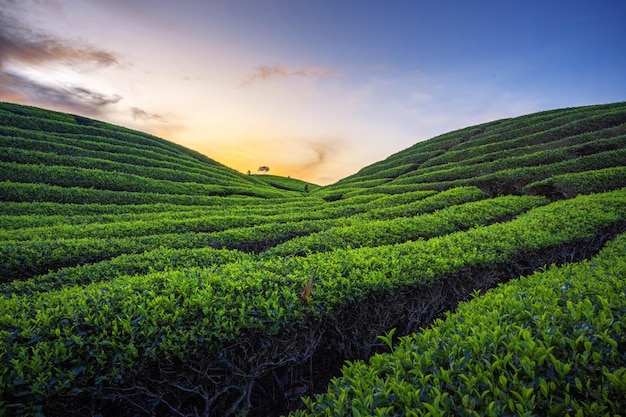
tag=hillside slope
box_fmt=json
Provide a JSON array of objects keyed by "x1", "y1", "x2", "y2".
[
  {"x1": 1, "y1": 101, "x2": 626, "y2": 417},
  {"x1": 316, "y1": 101, "x2": 626, "y2": 200},
  {"x1": 0, "y1": 102, "x2": 295, "y2": 201}
]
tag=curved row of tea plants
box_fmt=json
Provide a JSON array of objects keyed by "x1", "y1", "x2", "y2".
[
  {"x1": 0, "y1": 180, "x2": 285, "y2": 204},
  {"x1": 1, "y1": 190, "x2": 625, "y2": 416},
  {"x1": 267, "y1": 195, "x2": 548, "y2": 256},
  {"x1": 0, "y1": 161, "x2": 289, "y2": 197},
  {"x1": 0, "y1": 147, "x2": 252, "y2": 187},
  {"x1": 0, "y1": 196, "x2": 324, "y2": 219},
  {"x1": 1, "y1": 195, "x2": 546, "y2": 295},
  {"x1": 292, "y1": 232, "x2": 626, "y2": 416},
  {"x1": 0, "y1": 247, "x2": 253, "y2": 297},
  {"x1": 525, "y1": 166, "x2": 626, "y2": 199},
  {"x1": 0, "y1": 127, "x2": 244, "y2": 183},
  {"x1": 0, "y1": 217, "x2": 349, "y2": 281},
  {"x1": 0, "y1": 107, "x2": 218, "y2": 166},
  {"x1": 393, "y1": 136, "x2": 625, "y2": 185},
  {"x1": 0, "y1": 203, "x2": 354, "y2": 242}
]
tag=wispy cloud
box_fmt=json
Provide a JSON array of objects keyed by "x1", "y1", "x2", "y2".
[
  {"x1": 1, "y1": 71, "x2": 122, "y2": 115},
  {"x1": 239, "y1": 63, "x2": 341, "y2": 87},
  {"x1": 299, "y1": 139, "x2": 340, "y2": 171},
  {"x1": 0, "y1": 11, "x2": 123, "y2": 115},
  {"x1": 131, "y1": 107, "x2": 168, "y2": 123},
  {"x1": 0, "y1": 12, "x2": 119, "y2": 70}
]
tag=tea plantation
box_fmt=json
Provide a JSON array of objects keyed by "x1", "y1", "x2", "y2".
[{"x1": 1, "y1": 101, "x2": 625, "y2": 416}]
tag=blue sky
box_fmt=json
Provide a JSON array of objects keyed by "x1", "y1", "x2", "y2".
[{"x1": 1, "y1": 0, "x2": 625, "y2": 184}]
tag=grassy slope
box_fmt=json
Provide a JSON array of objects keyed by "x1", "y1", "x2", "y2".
[
  {"x1": 1, "y1": 101, "x2": 626, "y2": 416},
  {"x1": 315, "y1": 101, "x2": 626, "y2": 199},
  {"x1": 0, "y1": 102, "x2": 296, "y2": 200},
  {"x1": 249, "y1": 174, "x2": 321, "y2": 193}
]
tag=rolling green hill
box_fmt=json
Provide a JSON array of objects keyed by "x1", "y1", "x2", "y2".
[
  {"x1": 1, "y1": 101, "x2": 626, "y2": 417},
  {"x1": 249, "y1": 174, "x2": 321, "y2": 194}
]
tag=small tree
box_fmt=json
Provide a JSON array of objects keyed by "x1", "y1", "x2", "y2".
[{"x1": 258, "y1": 166, "x2": 270, "y2": 174}]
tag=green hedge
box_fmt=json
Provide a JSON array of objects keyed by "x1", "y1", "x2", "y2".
[
  {"x1": 0, "y1": 162, "x2": 287, "y2": 197},
  {"x1": 293, "y1": 232, "x2": 626, "y2": 416},
  {"x1": 0, "y1": 147, "x2": 249, "y2": 187},
  {"x1": 1, "y1": 247, "x2": 253, "y2": 297},
  {"x1": 420, "y1": 108, "x2": 626, "y2": 169},
  {"x1": 422, "y1": 122, "x2": 626, "y2": 173},
  {"x1": 0, "y1": 127, "x2": 239, "y2": 179},
  {"x1": 0, "y1": 217, "x2": 347, "y2": 281},
  {"x1": 0, "y1": 181, "x2": 285, "y2": 204},
  {"x1": 0, "y1": 206, "x2": 348, "y2": 242},
  {"x1": 525, "y1": 167, "x2": 626, "y2": 199},
  {"x1": 267, "y1": 195, "x2": 548, "y2": 256},
  {"x1": 362, "y1": 186, "x2": 485, "y2": 220},
  {"x1": 397, "y1": 135, "x2": 625, "y2": 185},
  {"x1": 387, "y1": 149, "x2": 626, "y2": 196}
]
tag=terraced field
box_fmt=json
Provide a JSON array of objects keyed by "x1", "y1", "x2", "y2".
[{"x1": 1, "y1": 101, "x2": 625, "y2": 416}]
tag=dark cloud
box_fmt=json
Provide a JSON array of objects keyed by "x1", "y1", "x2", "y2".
[
  {"x1": 0, "y1": 11, "x2": 123, "y2": 116},
  {"x1": 0, "y1": 12, "x2": 119, "y2": 69},
  {"x1": 239, "y1": 64, "x2": 340, "y2": 87},
  {"x1": 131, "y1": 107, "x2": 168, "y2": 123},
  {"x1": 1, "y1": 71, "x2": 122, "y2": 115}
]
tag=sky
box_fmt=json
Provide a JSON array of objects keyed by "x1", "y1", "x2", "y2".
[{"x1": 1, "y1": 0, "x2": 625, "y2": 184}]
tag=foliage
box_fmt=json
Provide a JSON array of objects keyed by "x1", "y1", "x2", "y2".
[
  {"x1": 1, "y1": 190, "x2": 625, "y2": 415},
  {"x1": 292, "y1": 232, "x2": 626, "y2": 416},
  {"x1": 1, "y1": 101, "x2": 626, "y2": 416}
]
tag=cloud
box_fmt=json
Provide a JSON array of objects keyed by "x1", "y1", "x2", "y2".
[
  {"x1": 299, "y1": 139, "x2": 339, "y2": 171},
  {"x1": 239, "y1": 63, "x2": 341, "y2": 87},
  {"x1": 0, "y1": 12, "x2": 120, "y2": 70},
  {"x1": 131, "y1": 107, "x2": 168, "y2": 123},
  {"x1": 129, "y1": 107, "x2": 187, "y2": 140},
  {"x1": 0, "y1": 11, "x2": 123, "y2": 116},
  {"x1": 0, "y1": 71, "x2": 122, "y2": 115},
  {"x1": 0, "y1": 0, "x2": 63, "y2": 12}
]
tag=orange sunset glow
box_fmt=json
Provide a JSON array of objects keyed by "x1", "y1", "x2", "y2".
[{"x1": 2, "y1": 1, "x2": 624, "y2": 184}]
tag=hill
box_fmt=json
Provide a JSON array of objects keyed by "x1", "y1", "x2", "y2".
[
  {"x1": 250, "y1": 174, "x2": 321, "y2": 193},
  {"x1": 1, "y1": 101, "x2": 626, "y2": 416},
  {"x1": 0, "y1": 102, "x2": 297, "y2": 202},
  {"x1": 317, "y1": 102, "x2": 626, "y2": 200}
]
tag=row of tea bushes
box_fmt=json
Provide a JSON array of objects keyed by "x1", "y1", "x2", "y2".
[
  {"x1": 525, "y1": 167, "x2": 626, "y2": 199},
  {"x1": 267, "y1": 195, "x2": 548, "y2": 256},
  {"x1": 292, "y1": 232, "x2": 626, "y2": 416},
  {"x1": 0, "y1": 128, "x2": 242, "y2": 182},
  {"x1": 0, "y1": 217, "x2": 348, "y2": 281},
  {"x1": 0, "y1": 161, "x2": 282, "y2": 197},
  {"x1": 0, "y1": 147, "x2": 251, "y2": 187},
  {"x1": 418, "y1": 116, "x2": 626, "y2": 170},
  {"x1": 395, "y1": 136, "x2": 625, "y2": 185},
  {"x1": 0, "y1": 108, "x2": 215, "y2": 165},
  {"x1": 0, "y1": 180, "x2": 285, "y2": 204},
  {"x1": 0, "y1": 202, "x2": 356, "y2": 242},
  {"x1": 1, "y1": 190, "x2": 625, "y2": 415},
  {"x1": 362, "y1": 186, "x2": 485, "y2": 220},
  {"x1": 0, "y1": 196, "x2": 323, "y2": 219},
  {"x1": 0, "y1": 188, "x2": 485, "y2": 281},
  {"x1": 0, "y1": 247, "x2": 253, "y2": 297}
]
